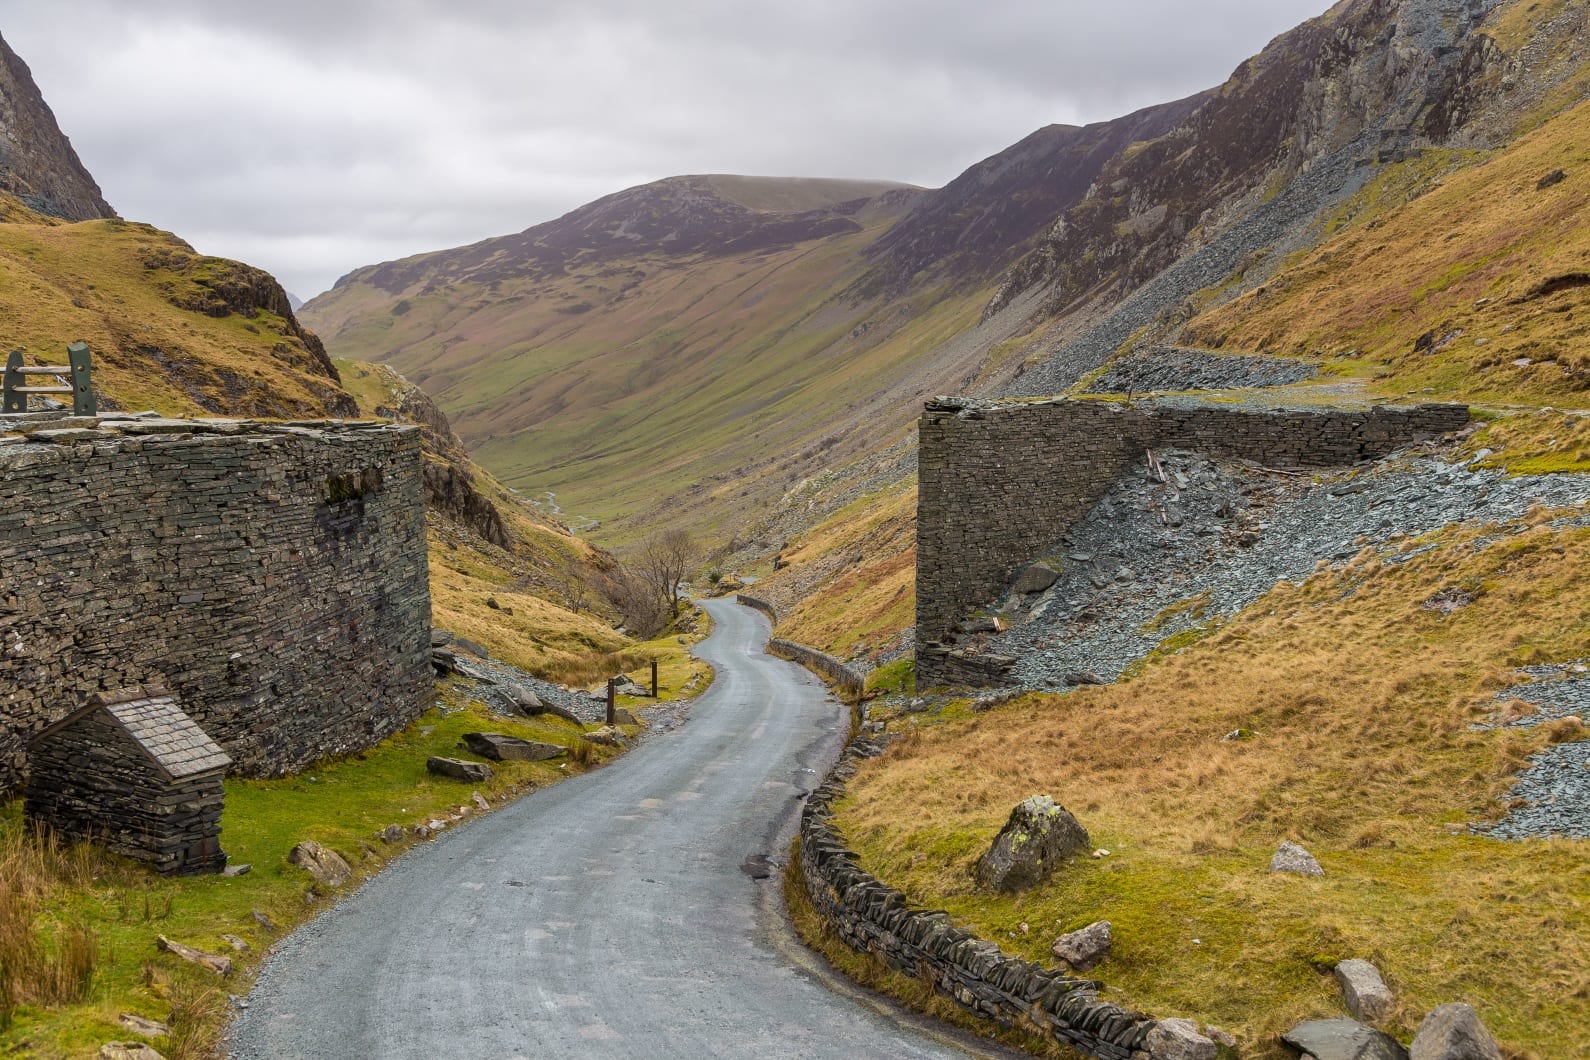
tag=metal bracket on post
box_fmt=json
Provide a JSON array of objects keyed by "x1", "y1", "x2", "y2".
[
  {"x1": 67, "y1": 341, "x2": 95, "y2": 416},
  {"x1": 2, "y1": 350, "x2": 22, "y2": 414}
]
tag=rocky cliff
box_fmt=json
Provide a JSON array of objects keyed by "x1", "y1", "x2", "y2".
[{"x1": 0, "y1": 31, "x2": 114, "y2": 221}]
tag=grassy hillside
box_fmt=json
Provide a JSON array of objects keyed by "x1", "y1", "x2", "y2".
[
  {"x1": 837, "y1": 513, "x2": 1590, "y2": 1058},
  {"x1": 0, "y1": 197, "x2": 351, "y2": 418},
  {"x1": 307, "y1": 197, "x2": 1003, "y2": 545},
  {"x1": 1183, "y1": 99, "x2": 1590, "y2": 406}
]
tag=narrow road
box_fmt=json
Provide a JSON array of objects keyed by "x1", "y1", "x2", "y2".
[{"x1": 228, "y1": 598, "x2": 997, "y2": 1059}]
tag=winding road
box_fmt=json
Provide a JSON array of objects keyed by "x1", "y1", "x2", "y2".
[{"x1": 228, "y1": 598, "x2": 1001, "y2": 1059}]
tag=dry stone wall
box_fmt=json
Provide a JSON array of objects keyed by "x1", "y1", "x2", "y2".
[
  {"x1": 735, "y1": 594, "x2": 864, "y2": 697},
  {"x1": 0, "y1": 416, "x2": 432, "y2": 789},
  {"x1": 916, "y1": 396, "x2": 1469, "y2": 682},
  {"x1": 801, "y1": 740, "x2": 1166, "y2": 1059}
]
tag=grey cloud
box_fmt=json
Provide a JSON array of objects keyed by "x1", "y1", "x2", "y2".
[{"x1": 3, "y1": 0, "x2": 1331, "y2": 296}]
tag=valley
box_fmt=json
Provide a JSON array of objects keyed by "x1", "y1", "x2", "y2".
[{"x1": 2, "y1": 0, "x2": 1589, "y2": 1057}]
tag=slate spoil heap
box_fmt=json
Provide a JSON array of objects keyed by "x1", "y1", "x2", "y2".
[{"x1": 25, "y1": 687, "x2": 232, "y2": 875}]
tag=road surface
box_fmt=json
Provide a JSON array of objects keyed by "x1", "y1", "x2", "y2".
[{"x1": 228, "y1": 598, "x2": 1004, "y2": 1059}]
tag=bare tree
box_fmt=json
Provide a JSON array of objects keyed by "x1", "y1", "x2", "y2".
[
  {"x1": 633, "y1": 529, "x2": 696, "y2": 622},
  {"x1": 549, "y1": 551, "x2": 596, "y2": 615}
]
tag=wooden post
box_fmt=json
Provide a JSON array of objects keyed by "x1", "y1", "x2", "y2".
[
  {"x1": 605, "y1": 678, "x2": 616, "y2": 726},
  {"x1": 650, "y1": 658, "x2": 659, "y2": 697},
  {"x1": 67, "y1": 341, "x2": 95, "y2": 416},
  {"x1": 2, "y1": 350, "x2": 22, "y2": 414}
]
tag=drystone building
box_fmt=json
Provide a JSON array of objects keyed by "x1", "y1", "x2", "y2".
[
  {"x1": 915, "y1": 396, "x2": 1471, "y2": 685},
  {"x1": 0, "y1": 412, "x2": 433, "y2": 792},
  {"x1": 26, "y1": 687, "x2": 231, "y2": 874}
]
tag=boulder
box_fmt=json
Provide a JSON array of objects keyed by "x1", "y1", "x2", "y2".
[
  {"x1": 377, "y1": 824, "x2": 405, "y2": 844},
  {"x1": 1282, "y1": 1018, "x2": 1409, "y2": 1060},
  {"x1": 1050, "y1": 920, "x2": 1112, "y2": 971},
  {"x1": 503, "y1": 684, "x2": 543, "y2": 713},
  {"x1": 612, "y1": 706, "x2": 639, "y2": 726},
  {"x1": 117, "y1": 1013, "x2": 169, "y2": 1037},
  {"x1": 429, "y1": 628, "x2": 454, "y2": 647},
  {"x1": 100, "y1": 1045, "x2": 165, "y2": 1060},
  {"x1": 1336, "y1": 959, "x2": 1395, "y2": 1024},
  {"x1": 1013, "y1": 563, "x2": 1060, "y2": 594},
  {"x1": 1143, "y1": 1018, "x2": 1217, "y2": 1060},
  {"x1": 1409, "y1": 1003, "x2": 1501, "y2": 1060},
  {"x1": 613, "y1": 677, "x2": 646, "y2": 696},
  {"x1": 461, "y1": 732, "x2": 565, "y2": 762},
  {"x1": 1271, "y1": 839, "x2": 1325, "y2": 876},
  {"x1": 581, "y1": 726, "x2": 626, "y2": 747},
  {"x1": 974, "y1": 795, "x2": 1090, "y2": 893},
  {"x1": 426, "y1": 756, "x2": 494, "y2": 782},
  {"x1": 1064, "y1": 670, "x2": 1105, "y2": 686},
  {"x1": 287, "y1": 840, "x2": 352, "y2": 887}
]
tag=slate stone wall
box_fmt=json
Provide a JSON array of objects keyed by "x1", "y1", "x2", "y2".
[
  {"x1": 916, "y1": 397, "x2": 1469, "y2": 681},
  {"x1": 800, "y1": 739, "x2": 1164, "y2": 1059},
  {"x1": 0, "y1": 418, "x2": 432, "y2": 789}
]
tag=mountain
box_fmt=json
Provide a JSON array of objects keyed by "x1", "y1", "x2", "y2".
[
  {"x1": 307, "y1": 0, "x2": 1581, "y2": 556},
  {"x1": 0, "y1": 31, "x2": 114, "y2": 221}
]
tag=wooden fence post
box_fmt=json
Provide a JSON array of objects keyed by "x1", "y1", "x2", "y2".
[
  {"x1": 605, "y1": 678, "x2": 616, "y2": 726},
  {"x1": 650, "y1": 658, "x2": 659, "y2": 698}
]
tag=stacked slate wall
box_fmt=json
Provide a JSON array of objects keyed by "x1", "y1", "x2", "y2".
[
  {"x1": 24, "y1": 710, "x2": 225, "y2": 875},
  {"x1": 916, "y1": 397, "x2": 1469, "y2": 681},
  {"x1": 0, "y1": 418, "x2": 432, "y2": 789},
  {"x1": 800, "y1": 739, "x2": 1164, "y2": 1058}
]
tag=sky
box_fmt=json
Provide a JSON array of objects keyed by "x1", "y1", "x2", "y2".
[{"x1": 5, "y1": 1, "x2": 1332, "y2": 299}]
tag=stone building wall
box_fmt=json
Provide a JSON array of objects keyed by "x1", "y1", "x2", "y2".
[
  {"x1": 0, "y1": 417, "x2": 432, "y2": 789},
  {"x1": 916, "y1": 396, "x2": 1470, "y2": 680}
]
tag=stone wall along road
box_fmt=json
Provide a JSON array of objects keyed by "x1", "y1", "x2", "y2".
[{"x1": 227, "y1": 598, "x2": 1016, "y2": 1060}]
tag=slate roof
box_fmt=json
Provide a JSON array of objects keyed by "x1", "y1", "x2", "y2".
[
  {"x1": 34, "y1": 688, "x2": 232, "y2": 781},
  {"x1": 105, "y1": 695, "x2": 232, "y2": 780}
]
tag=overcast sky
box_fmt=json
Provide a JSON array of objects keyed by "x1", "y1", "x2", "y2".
[{"x1": 6, "y1": 1, "x2": 1331, "y2": 299}]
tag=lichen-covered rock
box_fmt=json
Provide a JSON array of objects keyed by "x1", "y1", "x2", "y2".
[
  {"x1": 1271, "y1": 839, "x2": 1325, "y2": 876},
  {"x1": 1409, "y1": 1003, "x2": 1501, "y2": 1060},
  {"x1": 461, "y1": 732, "x2": 565, "y2": 762},
  {"x1": 287, "y1": 840, "x2": 352, "y2": 887},
  {"x1": 1282, "y1": 1017, "x2": 1409, "y2": 1060},
  {"x1": 974, "y1": 795, "x2": 1089, "y2": 893},
  {"x1": 1336, "y1": 959, "x2": 1395, "y2": 1024},
  {"x1": 1143, "y1": 1017, "x2": 1217, "y2": 1060},
  {"x1": 1050, "y1": 919, "x2": 1112, "y2": 971}
]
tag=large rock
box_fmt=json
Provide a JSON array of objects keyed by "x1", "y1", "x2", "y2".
[
  {"x1": 503, "y1": 683, "x2": 542, "y2": 712},
  {"x1": 1143, "y1": 1018, "x2": 1217, "y2": 1060},
  {"x1": 580, "y1": 726, "x2": 626, "y2": 747},
  {"x1": 286, "y1": 840, "x2": 351, "y2": 887},
  {"x1": 1409, "y1": 1003, "x2": 1501, "y2": 1060},
  {"x1": 1282, "y1": 1018, "x2": 1409, "y2": 1060},
  {"x1": 99, "y1": 1045, "x2": 165, "y2": 1060},
  {"x1": 1013, "y1": 562, "x2": 1060, "y2": 594},
  {"x1": 461, "y1": 732, "x2": 565, "y2": 762},
  {"x1": 1336, "y1": 959, "x2": 1395, "y2": 1024},
  {"x1": 1050, "y1": 920, "x2": 1112, "y2": 972},
  {"x1": 426, "y1": 756, "x2": 493, "y2": 782},
  {"x1": 973, "y1": 795, "x2": 1090, "y2": 893},
  {"x1": 1271, "y1": 839, "x2": 1325, "y2": 876}
]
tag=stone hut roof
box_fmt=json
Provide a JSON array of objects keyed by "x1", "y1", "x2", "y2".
[{"x1": 33, "y1": 688, "x2": 232, "y2": 781}]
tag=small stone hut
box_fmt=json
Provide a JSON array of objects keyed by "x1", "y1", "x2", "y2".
[{"x1": 25, "y1": 687, "x2": 232, "y2": 875}]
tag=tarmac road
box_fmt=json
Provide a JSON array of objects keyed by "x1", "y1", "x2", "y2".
[{"x1": 228, "y1": 598, "x2": 1005, "y2": 1059}]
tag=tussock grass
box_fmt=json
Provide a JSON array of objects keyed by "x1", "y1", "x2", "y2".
[
  {"x1": 838, "y1": 515, "x2": 1590, "y2": 1057},
  {"x1": 0, "y1": 826, "x2": 102, "y2": 1030}
]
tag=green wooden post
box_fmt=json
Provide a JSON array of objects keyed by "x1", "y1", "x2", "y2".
[
  {"x1": 2, "y1": 350, "x2": 22, "y2": 414},
  {"x1": 67, "y1": 341, "x2": 95, "y2": 416}
]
